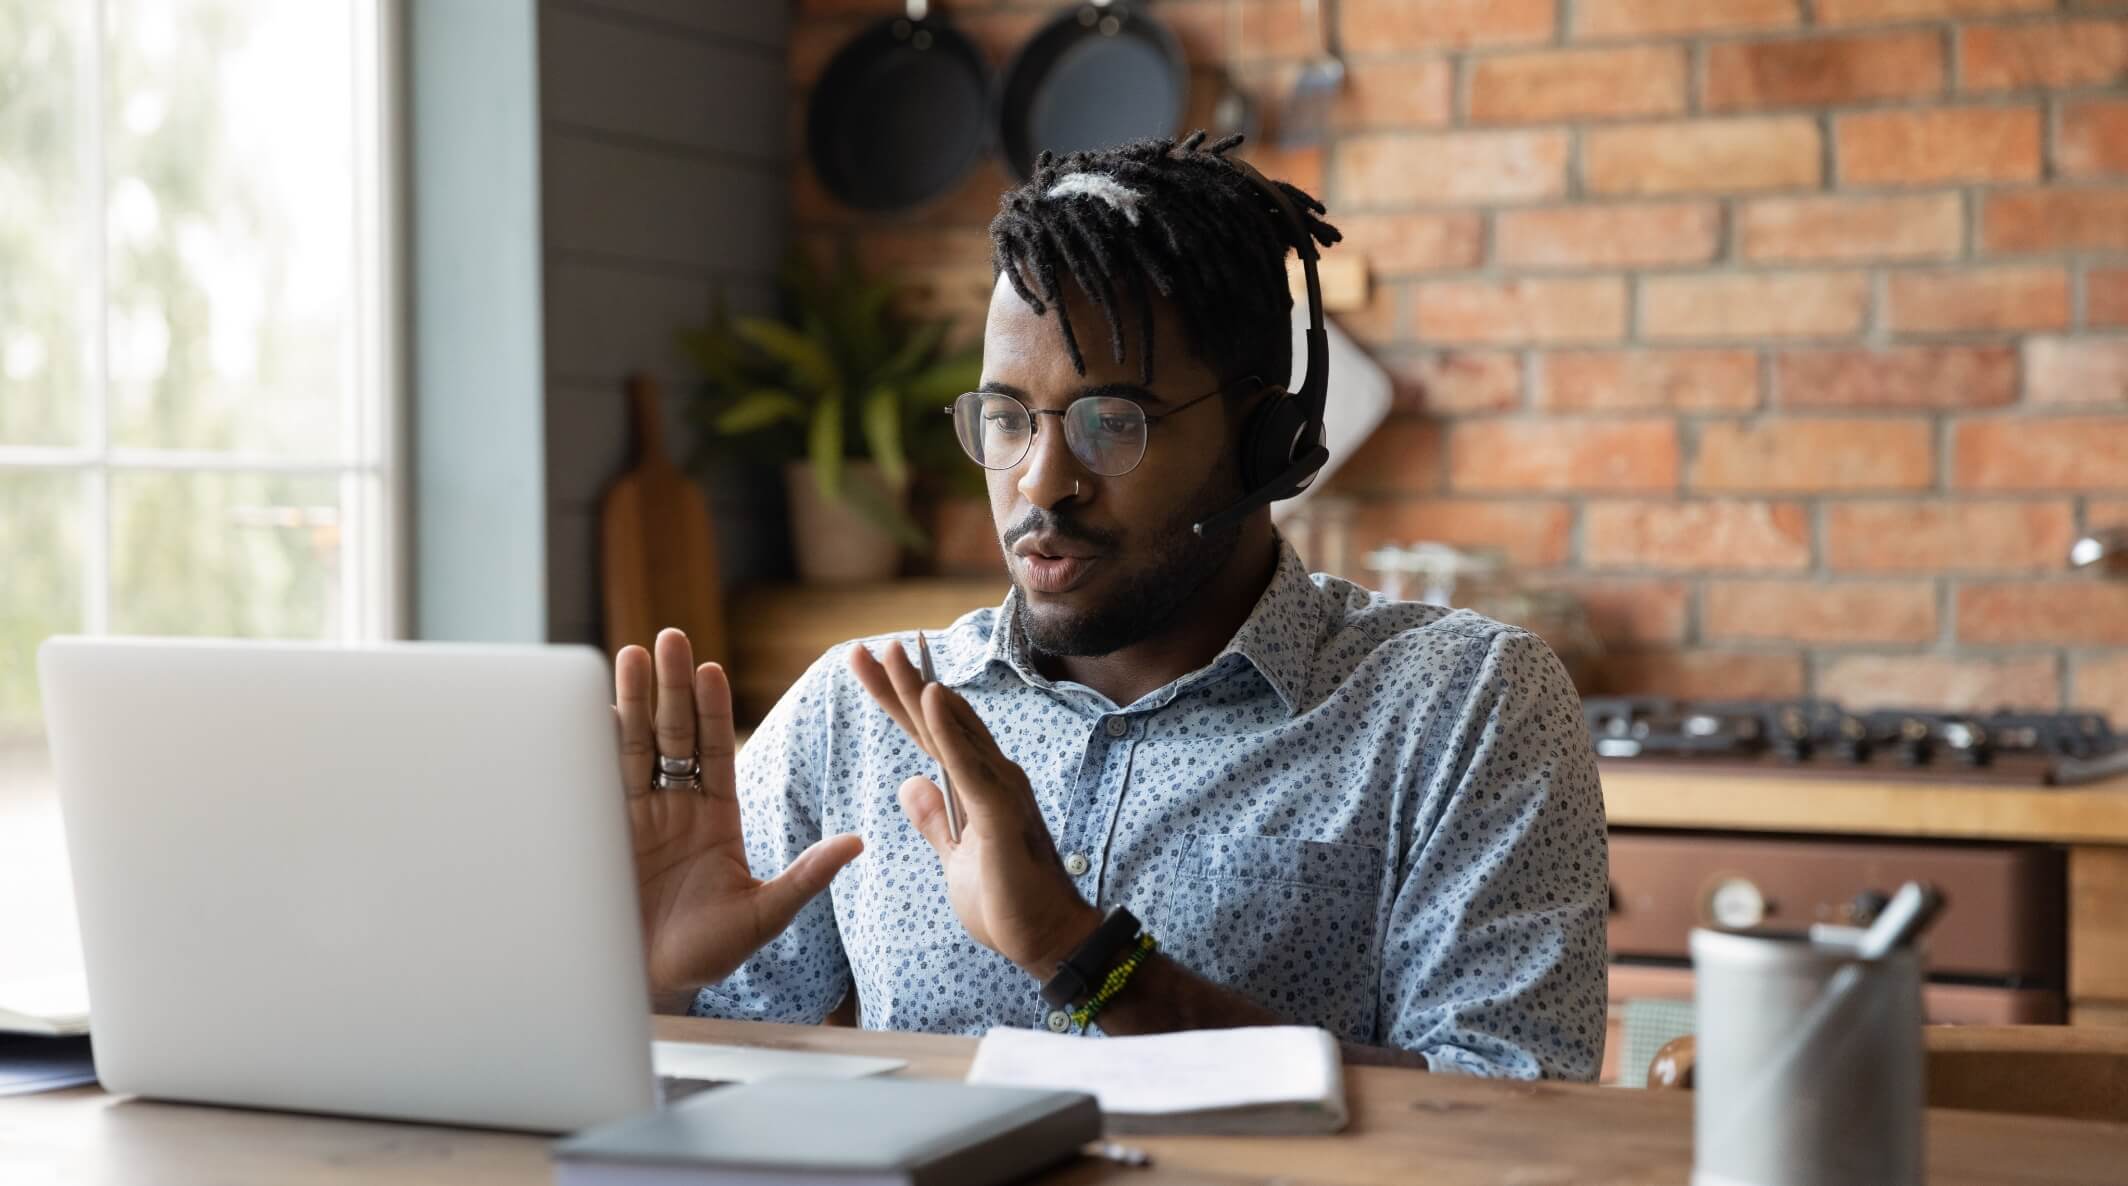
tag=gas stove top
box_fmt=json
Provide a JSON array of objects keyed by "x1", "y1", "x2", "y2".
[{"x1": 1582, "y1": 697, "x2": 2128, "y2": 787}]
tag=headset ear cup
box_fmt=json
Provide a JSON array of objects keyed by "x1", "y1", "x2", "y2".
[{"x1": 1240, "y1": 392, "x2": 1311, "y2": 495}]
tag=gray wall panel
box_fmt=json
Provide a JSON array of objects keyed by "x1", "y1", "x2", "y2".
[
  {"x1": 541, "y1": 4, "x2": 785, "y2": 163},
  {"x1": 573, "y1": 0, "x2": 788, "y2": 49},
  {"x1": 538, "y1": 0, "x2": 790, "y2": 642},
  {"x1": 543, "y1": 134, "x2": 785, "y2": 276}
]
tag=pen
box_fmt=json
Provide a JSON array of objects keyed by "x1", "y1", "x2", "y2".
[
  {"x1": 1089, "y1": 1142, "x2": 1153, "y2": 1168},
  {"x1": 916, "y1": 632, "x2": 963, "y2": 843}
]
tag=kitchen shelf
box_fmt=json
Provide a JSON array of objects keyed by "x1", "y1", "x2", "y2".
[{"x1": 726, "y1": 579, "x2": 1005, "y2": 725}]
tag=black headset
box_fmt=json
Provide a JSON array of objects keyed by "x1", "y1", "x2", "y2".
[{"x1": 1191, "y1": 158, "x2": 1331, "y2": 538}]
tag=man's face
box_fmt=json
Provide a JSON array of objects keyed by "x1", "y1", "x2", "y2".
[{"x1": 976, "y1": 272, "x2": 1254, "y2": 659}]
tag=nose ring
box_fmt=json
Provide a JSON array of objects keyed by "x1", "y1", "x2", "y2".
[{"x1": 1072, "y1": 479, "x2": 1081, "y2": 498}]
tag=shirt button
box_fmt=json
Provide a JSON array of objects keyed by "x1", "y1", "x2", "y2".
[
  {"x1": 1046, "y1": 1010, "x2": 1071, "y2": 1033},
  {"x1": 1063, "y1": 852, "x2": 1090, "y2": 876},
  {"x1": 1104, "y1": 717, "x2": 1129, "y2": 738}
]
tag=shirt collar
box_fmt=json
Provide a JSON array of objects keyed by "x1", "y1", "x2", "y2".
[
  {"x1": 1204, "y1": 537, "x2": 1323, "y2": 717},
  {"x1": 967, "y1": 536, "x2": 1327, "y2": 719}
]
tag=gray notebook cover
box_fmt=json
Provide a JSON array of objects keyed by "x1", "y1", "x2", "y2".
[{"x1": 551, "y1": 1077, "x2": 1101, "y2": 1186}]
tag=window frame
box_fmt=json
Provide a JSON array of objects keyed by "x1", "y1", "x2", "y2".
[{"x1": 0, "y1": 0, "x2": 409, "y2": 647}]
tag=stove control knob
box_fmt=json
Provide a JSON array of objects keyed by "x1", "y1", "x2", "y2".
[
  {"x1": 1897, "y1": 717, "x2": 1934, "y2": 766},
  {"x1": 1848, "y1": 889, "x2": 1892, "y2": 927},
  {"x1": 1835, "y1": 715, "x2": 1872, "y2": 763},
  {"x1": 1707, "y1": 877, "x2": 1768, "y2": 930}
]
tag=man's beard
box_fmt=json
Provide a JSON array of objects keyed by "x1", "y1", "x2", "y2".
[{"x1": 1004, "y1": 465, "x2": 1246, "y2": 660}]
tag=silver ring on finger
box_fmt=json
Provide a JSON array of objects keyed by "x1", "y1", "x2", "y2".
[
  {"x1": 652, "y1": 767, "x2": 704, "y2": 794},
  {"x1": 658, "y1": 752, "x2": 701, "y2": 778}
]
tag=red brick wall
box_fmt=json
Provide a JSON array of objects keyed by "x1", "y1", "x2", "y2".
[{"x1": 789, "y1": 1, "x2": 2128, "y2": 717}]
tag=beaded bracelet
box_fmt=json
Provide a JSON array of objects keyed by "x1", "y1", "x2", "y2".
[{"x1": 1069, "y1": 931, "x2": 1158, "y2": 1030}]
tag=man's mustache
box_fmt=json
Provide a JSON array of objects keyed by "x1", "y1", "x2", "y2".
[{"x1": 1000, "y1": 510, "x2": 1120, "y2": 552}]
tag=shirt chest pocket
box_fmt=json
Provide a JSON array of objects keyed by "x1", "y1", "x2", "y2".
[{"x1": 1145, "y1": 833, "x2": 1384, "y2": 1043}]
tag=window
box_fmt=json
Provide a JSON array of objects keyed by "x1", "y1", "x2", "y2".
[{"x1": 0, "y1": 0, "x2": 399, "y2": 984}]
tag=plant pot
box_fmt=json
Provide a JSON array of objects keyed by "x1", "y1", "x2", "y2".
[
  {"x1": 784, "y1": 462, "x2": 906, "y2": 584},
  {"x1": 926, "y1": 494, "x2": 1006, "y2": 578}
]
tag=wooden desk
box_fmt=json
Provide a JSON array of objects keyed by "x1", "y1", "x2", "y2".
[
  {"x1": 1602, "y1": 765, "x2": 2128, "y2": 846},
  {"x1": 4, "y1": 1018, "x2": 2126, "y2": 1185}
]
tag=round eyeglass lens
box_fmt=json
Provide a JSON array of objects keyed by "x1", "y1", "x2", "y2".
[
  {"x1": 953, "y1": 392, "x2": 1032, "y2": 470},
  {"x1": 1064, "y1": 396, "x2": 1149, "y2": 476}
]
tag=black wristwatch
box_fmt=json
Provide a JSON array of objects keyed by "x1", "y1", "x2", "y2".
[{"x1": 1039, "y1": 906, "x2": 1142, "y2": 1009}]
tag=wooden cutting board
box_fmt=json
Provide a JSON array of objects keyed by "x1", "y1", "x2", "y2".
[{"x1": 600, "y1": 373, "x2": 727, "y2": 667}]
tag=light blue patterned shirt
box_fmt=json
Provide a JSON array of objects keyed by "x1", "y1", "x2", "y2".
[{"x1": 695, "y1": 541, "x2": 1610, "y2": 1080}]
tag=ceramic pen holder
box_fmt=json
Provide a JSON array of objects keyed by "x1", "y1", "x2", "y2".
[{"x1": 1690, "y1": 927, "x2": 1926, "y2": 1186}]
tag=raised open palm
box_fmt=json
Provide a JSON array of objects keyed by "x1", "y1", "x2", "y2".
[{"x1": 616, "y1": 629, "x2": 862, "y2": 995}]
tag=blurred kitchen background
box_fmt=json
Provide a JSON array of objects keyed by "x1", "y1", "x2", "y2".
[
  {"x1": 4, "y1": 0, "x2": 2128, "y2": 1082},
  {"x1": 520, "y1": 0, "x2": 2128, "y2": 727}
]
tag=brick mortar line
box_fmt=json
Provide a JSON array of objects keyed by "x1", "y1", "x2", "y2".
[
  {"x1": 1811, "y1": 500, "x2": 1828, "y2": 576},
  {"x1": 1350, "y1": 77, "x2": 2068, "y2": 115},
  {"x1": 1959, "y1": 189, "x2": 1979, "y2": 265},
  {"x1": 1566, "y1": 493, "x2": 1585, "y2": 569},
  {"x1": 1449, "y1": 50, "x2": 1473, "y2": 127},
  {"x1": 2044, "y1": 92, "x2": 2064, "y2": 182},
  {"x1": 1327, "y1": 181, "x2": 2128, "y2": 219},
  {"x1": 1819, "y1": 110, "x2": 1842, "y2": 190},
  {"x1": 1310, "y1": 263, "x2": 2059, "y2": 287},
  {"x1": 1688, "y1": 38, "x2": 1706, "y2": 116},
  {"x1": 1568, "y1": 569, "x2": 2110, "y2": 583},
  {"x1": 1526, "y1": 14, "x2": 2094, "y2": 49}
]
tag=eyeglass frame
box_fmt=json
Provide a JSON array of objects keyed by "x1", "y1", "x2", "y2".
[{"x1": 942, "y1": 374, "x2": 1265, "y2": 477}]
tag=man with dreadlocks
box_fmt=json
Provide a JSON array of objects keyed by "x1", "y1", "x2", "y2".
[{"x1": 614, "y1": 134, "x2": 1608, "y2": 1080}]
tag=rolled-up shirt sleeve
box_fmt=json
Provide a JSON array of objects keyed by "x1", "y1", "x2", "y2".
[
  {"x1": 688, "y1": 651, "x2": 854, "y2": 1024},
  {"x1": 1378, "y1": 628, "x2": 1610, "y2": 1080}
]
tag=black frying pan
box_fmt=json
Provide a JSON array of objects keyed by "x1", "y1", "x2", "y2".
[
  {"x1": 806, "y1": 1, "x2": 992, "y2": 213},
  {"x1": 996, "y1": 0, "x2": 1186, "y2": 181}
]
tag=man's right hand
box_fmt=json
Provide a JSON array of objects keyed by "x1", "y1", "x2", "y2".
[{"x1": 617, "y1": 629, "x2": 863, "y2": 999}]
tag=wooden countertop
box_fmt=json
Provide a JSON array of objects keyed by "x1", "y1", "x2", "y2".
[
  {"x1": 5, "y1": 1017, "x2": 2126, "y2": 1185},
  {"x1": 1602, "y1": 762, "x2": 2128, "y2": 845}
]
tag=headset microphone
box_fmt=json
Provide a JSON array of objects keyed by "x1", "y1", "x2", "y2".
[{"x1": 1192, "y1": 160, "x2": 1331, "y2": 538}]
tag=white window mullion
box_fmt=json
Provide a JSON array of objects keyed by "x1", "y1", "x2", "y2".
[
  {"x1": 79, "y1": 0, "x2": 110, "y2": 637},
  {"x1": 337, "y1": 0, "x2": 360, "y2": 645}
]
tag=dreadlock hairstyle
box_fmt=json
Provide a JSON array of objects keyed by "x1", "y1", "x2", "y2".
[{"x1": 987, "y1": 132, "x2": 1341, "y2": 389}]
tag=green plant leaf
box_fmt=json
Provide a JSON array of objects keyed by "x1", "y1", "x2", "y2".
[
  {"x1": 677, "y1": 321, "x2": 744, "y2": 392},
  {"x1": 861, "y1": 384, "x2": 907, "y2": 490},
  {"x1": 880, "y1": 318, "x2": 947, "y2": 383},
  {"x1": 905, "y1": 351, "x2": 985, "y2": 403},
  {"x1": 714, "y1": 388, "x2": 805, "y2": 434},
  {"x1": 737, "y1": 317, "x2": 840, "y2": 392},
  {"x1": 809, "y1": 392, "x2": 844, "y2": 501}
]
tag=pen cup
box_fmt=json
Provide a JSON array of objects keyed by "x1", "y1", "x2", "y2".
[{"x1": 1690, "y1": 928, "x2": 1925, "y2": 1186}]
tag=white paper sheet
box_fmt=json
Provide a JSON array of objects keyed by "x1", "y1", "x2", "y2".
[
  {"x1": 651, "y1": 1040, "x2": 905, "y2": 1085},
  {"x1": 0, "y1": 974, "x2": 90, "y2": 1037},
  {"x1": 964, "y1": 1025, "x2": 1348, "y2": 1135}
]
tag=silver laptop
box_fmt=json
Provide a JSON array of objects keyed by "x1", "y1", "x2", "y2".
[{"x1": 38, "y1": 637, "x2": 659, "y2": 1132}]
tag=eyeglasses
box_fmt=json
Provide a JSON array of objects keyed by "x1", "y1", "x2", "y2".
[{"x1": 946, "y1": 376, "x2": 1260, "y2": 478}]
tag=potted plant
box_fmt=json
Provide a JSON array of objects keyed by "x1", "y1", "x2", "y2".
[{"x1": 680, "y1": 250, "x2": 981, "y2": 584}]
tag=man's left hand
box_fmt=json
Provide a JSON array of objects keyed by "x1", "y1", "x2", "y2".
[{"x1": 850, "y1": 643, "x2": 1100, "y2": 980}]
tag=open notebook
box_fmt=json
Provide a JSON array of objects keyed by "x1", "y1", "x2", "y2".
[
  {"x1": 0, "y1": 975, "x2": 89, "y2": 1037},
  {"x1": 965, "y1": 1025, "x2": 1349, "y2": 1136}
]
